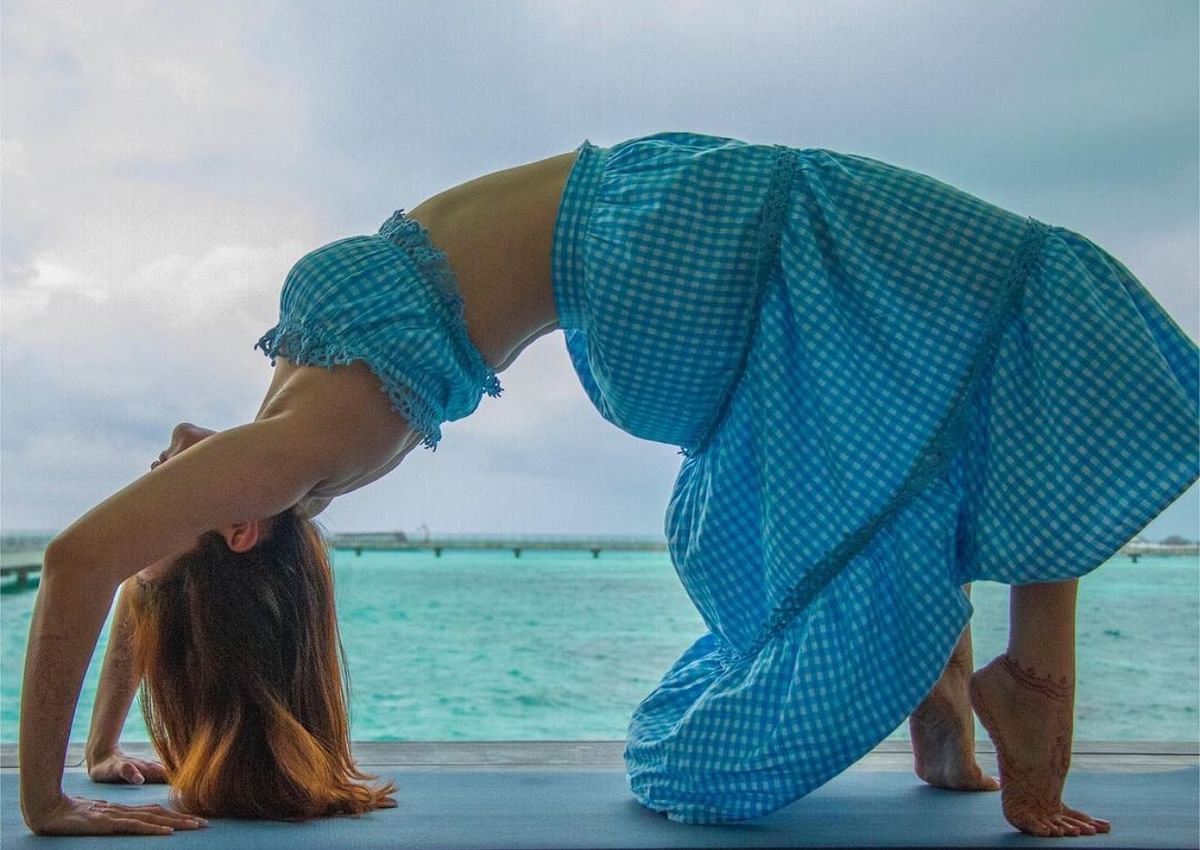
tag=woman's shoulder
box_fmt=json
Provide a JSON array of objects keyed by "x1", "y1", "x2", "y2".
[{"x1": 254, "y1": 358, "x2": 418, "y2": 491}]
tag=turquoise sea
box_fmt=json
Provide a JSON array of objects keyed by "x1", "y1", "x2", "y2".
[{"x1": 1, "y1": 549, "x2": 1197, "y2": 745}]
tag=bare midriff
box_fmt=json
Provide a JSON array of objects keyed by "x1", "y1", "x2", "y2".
[{"x1": 405, "y1": 147, "x2": 580, "y2": 372}]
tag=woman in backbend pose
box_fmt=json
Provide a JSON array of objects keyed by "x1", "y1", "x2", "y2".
[{"x1": 19, "y1": 131, "x2": 1199, "y2": 838}]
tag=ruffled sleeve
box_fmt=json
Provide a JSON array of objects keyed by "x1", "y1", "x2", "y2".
[{"x1": 254, "y1": 217, "x2": 503, "y2": 452}]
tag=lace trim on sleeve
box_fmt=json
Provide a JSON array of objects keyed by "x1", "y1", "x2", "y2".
[
  {"x1": 378, "y1": 209, "x2": 504, "y2": 400},
  {"x1": 254, "y1": 321, "x2": 448, "y2": 452}
]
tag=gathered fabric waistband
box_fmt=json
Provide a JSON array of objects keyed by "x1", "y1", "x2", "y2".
[
  {"x1": 552, "y1": 139, "x2": 606, "y2": 332},
  {"x1": 554, "y1": 140, "x2": 800, "y2": 336}
]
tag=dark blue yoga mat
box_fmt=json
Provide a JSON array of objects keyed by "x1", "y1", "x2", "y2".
[{"x1": 2, "y1": 767, "x2": 1196, "y2": 848}]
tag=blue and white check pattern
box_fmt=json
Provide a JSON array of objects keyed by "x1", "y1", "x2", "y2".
[
  {"x1": 255, "y1": 211, "x2": 503, "y2": 451},
  {"x1": 552, "y1": 132, "x2": 1200, "y2": 823},
  {"x1": 554, "y1": 132, "x2": 796, "y2": 452}
]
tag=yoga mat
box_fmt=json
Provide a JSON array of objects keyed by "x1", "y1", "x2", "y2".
[{"x1": 2, "y1": 767, "x2": 1196, "y2": 848}]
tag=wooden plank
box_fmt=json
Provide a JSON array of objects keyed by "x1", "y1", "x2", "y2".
[{"x1": 2, "y1": 740, "x2": 1195, "y2": 772}]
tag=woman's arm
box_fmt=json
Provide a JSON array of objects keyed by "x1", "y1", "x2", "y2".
[
  {"x1": 83, "y1": 576, "x2": 167, "y2": 784},
  {"x1": 85, "y1": 577, "x2": 141, "y2": 766},
  {"x1": 19, "y1": 413, "x2": 344, "y2": 835}
]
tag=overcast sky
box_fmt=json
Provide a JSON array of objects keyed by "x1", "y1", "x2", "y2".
[{"x1": 2, "y1": 0, "x2": 1197, "y2": 540}]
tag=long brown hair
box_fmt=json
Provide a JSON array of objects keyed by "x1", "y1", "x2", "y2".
[{"x1": 129, "y1": 508, "x2": 396, "y2": 820}]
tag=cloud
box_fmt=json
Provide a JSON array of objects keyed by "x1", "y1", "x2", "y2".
[
  {"x1": 1, "y1": 240, "x2": 304, "y2": 526},
  {"x1": 1, "y1": 0, "x2": 1196, "y2": 537}
]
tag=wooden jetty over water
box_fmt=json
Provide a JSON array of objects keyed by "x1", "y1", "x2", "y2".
[
  {"x1": 2, "y1": 534, "x2": 1195, "y2": 590},
  {"x1": 331, "y1": 532, "x2": 667, "y2": 559},
  {"x1": 0, "y1": 533, "x2": 669, "y2": 589},
  {"x1": 0, "y1": 549, "x2": 44, "y2": 591}
]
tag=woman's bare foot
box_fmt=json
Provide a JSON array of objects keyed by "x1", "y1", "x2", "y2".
[
  {"x1": 909, "y1": 643, "x2": 1000, "y2": 792},
  {"x1": 969, "y1": 654, "x2": 1112, "y2": 837}
]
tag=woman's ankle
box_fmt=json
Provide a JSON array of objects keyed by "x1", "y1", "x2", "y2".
[{"x1": 997, "y1": 652, "x2": 1074, "y2": 704}]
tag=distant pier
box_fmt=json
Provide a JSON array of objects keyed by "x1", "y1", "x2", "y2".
[
  {"x1": 330, "y1": 532, "x2": 667, "y2": 559},
  {"x1": 0, "y1": 554, "x2": 41, "y2": 590},
  {"x1": 1122, "y1": 541, "x2": 1200, "y2": 563},
  {"x1": 2, "y1": 534, "x2": 1196, "y2": 590},
  {"x1": 0, "y1": 533, "x2": 670, "y2": 589}
]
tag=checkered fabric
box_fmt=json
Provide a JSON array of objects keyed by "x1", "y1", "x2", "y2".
[
  {"x1": 552, "y1": 131, "x2": 1200, "y2": 823},
  {"x1": 255, "y1": 211, "x2": 503, "y2": 451}
]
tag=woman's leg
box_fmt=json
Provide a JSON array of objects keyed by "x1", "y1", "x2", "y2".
[
  {"x1": 909, "y1": 583, "x2": 1000, "y2": 791},
  {"x1": 970, "y1": 578, "x2": 1112, "y2": 837}
]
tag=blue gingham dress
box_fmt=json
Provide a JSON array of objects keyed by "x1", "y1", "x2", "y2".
[{"x1": 552, "y1": 131, "x2": 1200, "y2": 823}]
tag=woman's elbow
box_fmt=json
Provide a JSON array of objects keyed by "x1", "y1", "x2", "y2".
[
  {"x1": 41, "y1": 534, "x2": 114, "y2": 590},
  {"x1": 41, "y1": 534, "x2": 78, "y2": 577}
]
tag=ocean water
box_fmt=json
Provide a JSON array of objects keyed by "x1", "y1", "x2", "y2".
[{"x1": 1, "y1": 549, "x2": 1197, "y2": 745}]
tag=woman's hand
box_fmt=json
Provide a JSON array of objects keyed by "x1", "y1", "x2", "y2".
[
  {"x1": 25, "y1": 793, "x2": 207, "y2": 836},
  {"x1": 151, "y1": 423, "x2": 217, "y2": 471},
  {"x1": 88, "y1": 747, "x2": 169, "y2": 785}
]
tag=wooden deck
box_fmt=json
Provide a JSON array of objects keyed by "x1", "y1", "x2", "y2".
[{"x1": 2, "y1": 740, "x2": 1196, "y2": 773}]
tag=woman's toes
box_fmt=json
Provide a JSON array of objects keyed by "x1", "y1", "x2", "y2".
[
  {"x1": 1061, "y1": 816, "x2": 1094, "y2": 835},
  {"x1": 1039, "y1": 815, "x2": 1076, "y2": 837},
  {"x1": 1063, "y1": 812, "x2": 1105, "y2": 835},
  {"x1": 1064, "y1": 806, "x2": 1110, "y2": 832},
  {"x1": 1039, "y1": 821, "x2": 1064, "y2": 838},
  {"x1": 965, "y1": 769, "x2": 1000, "y2": 791}
]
